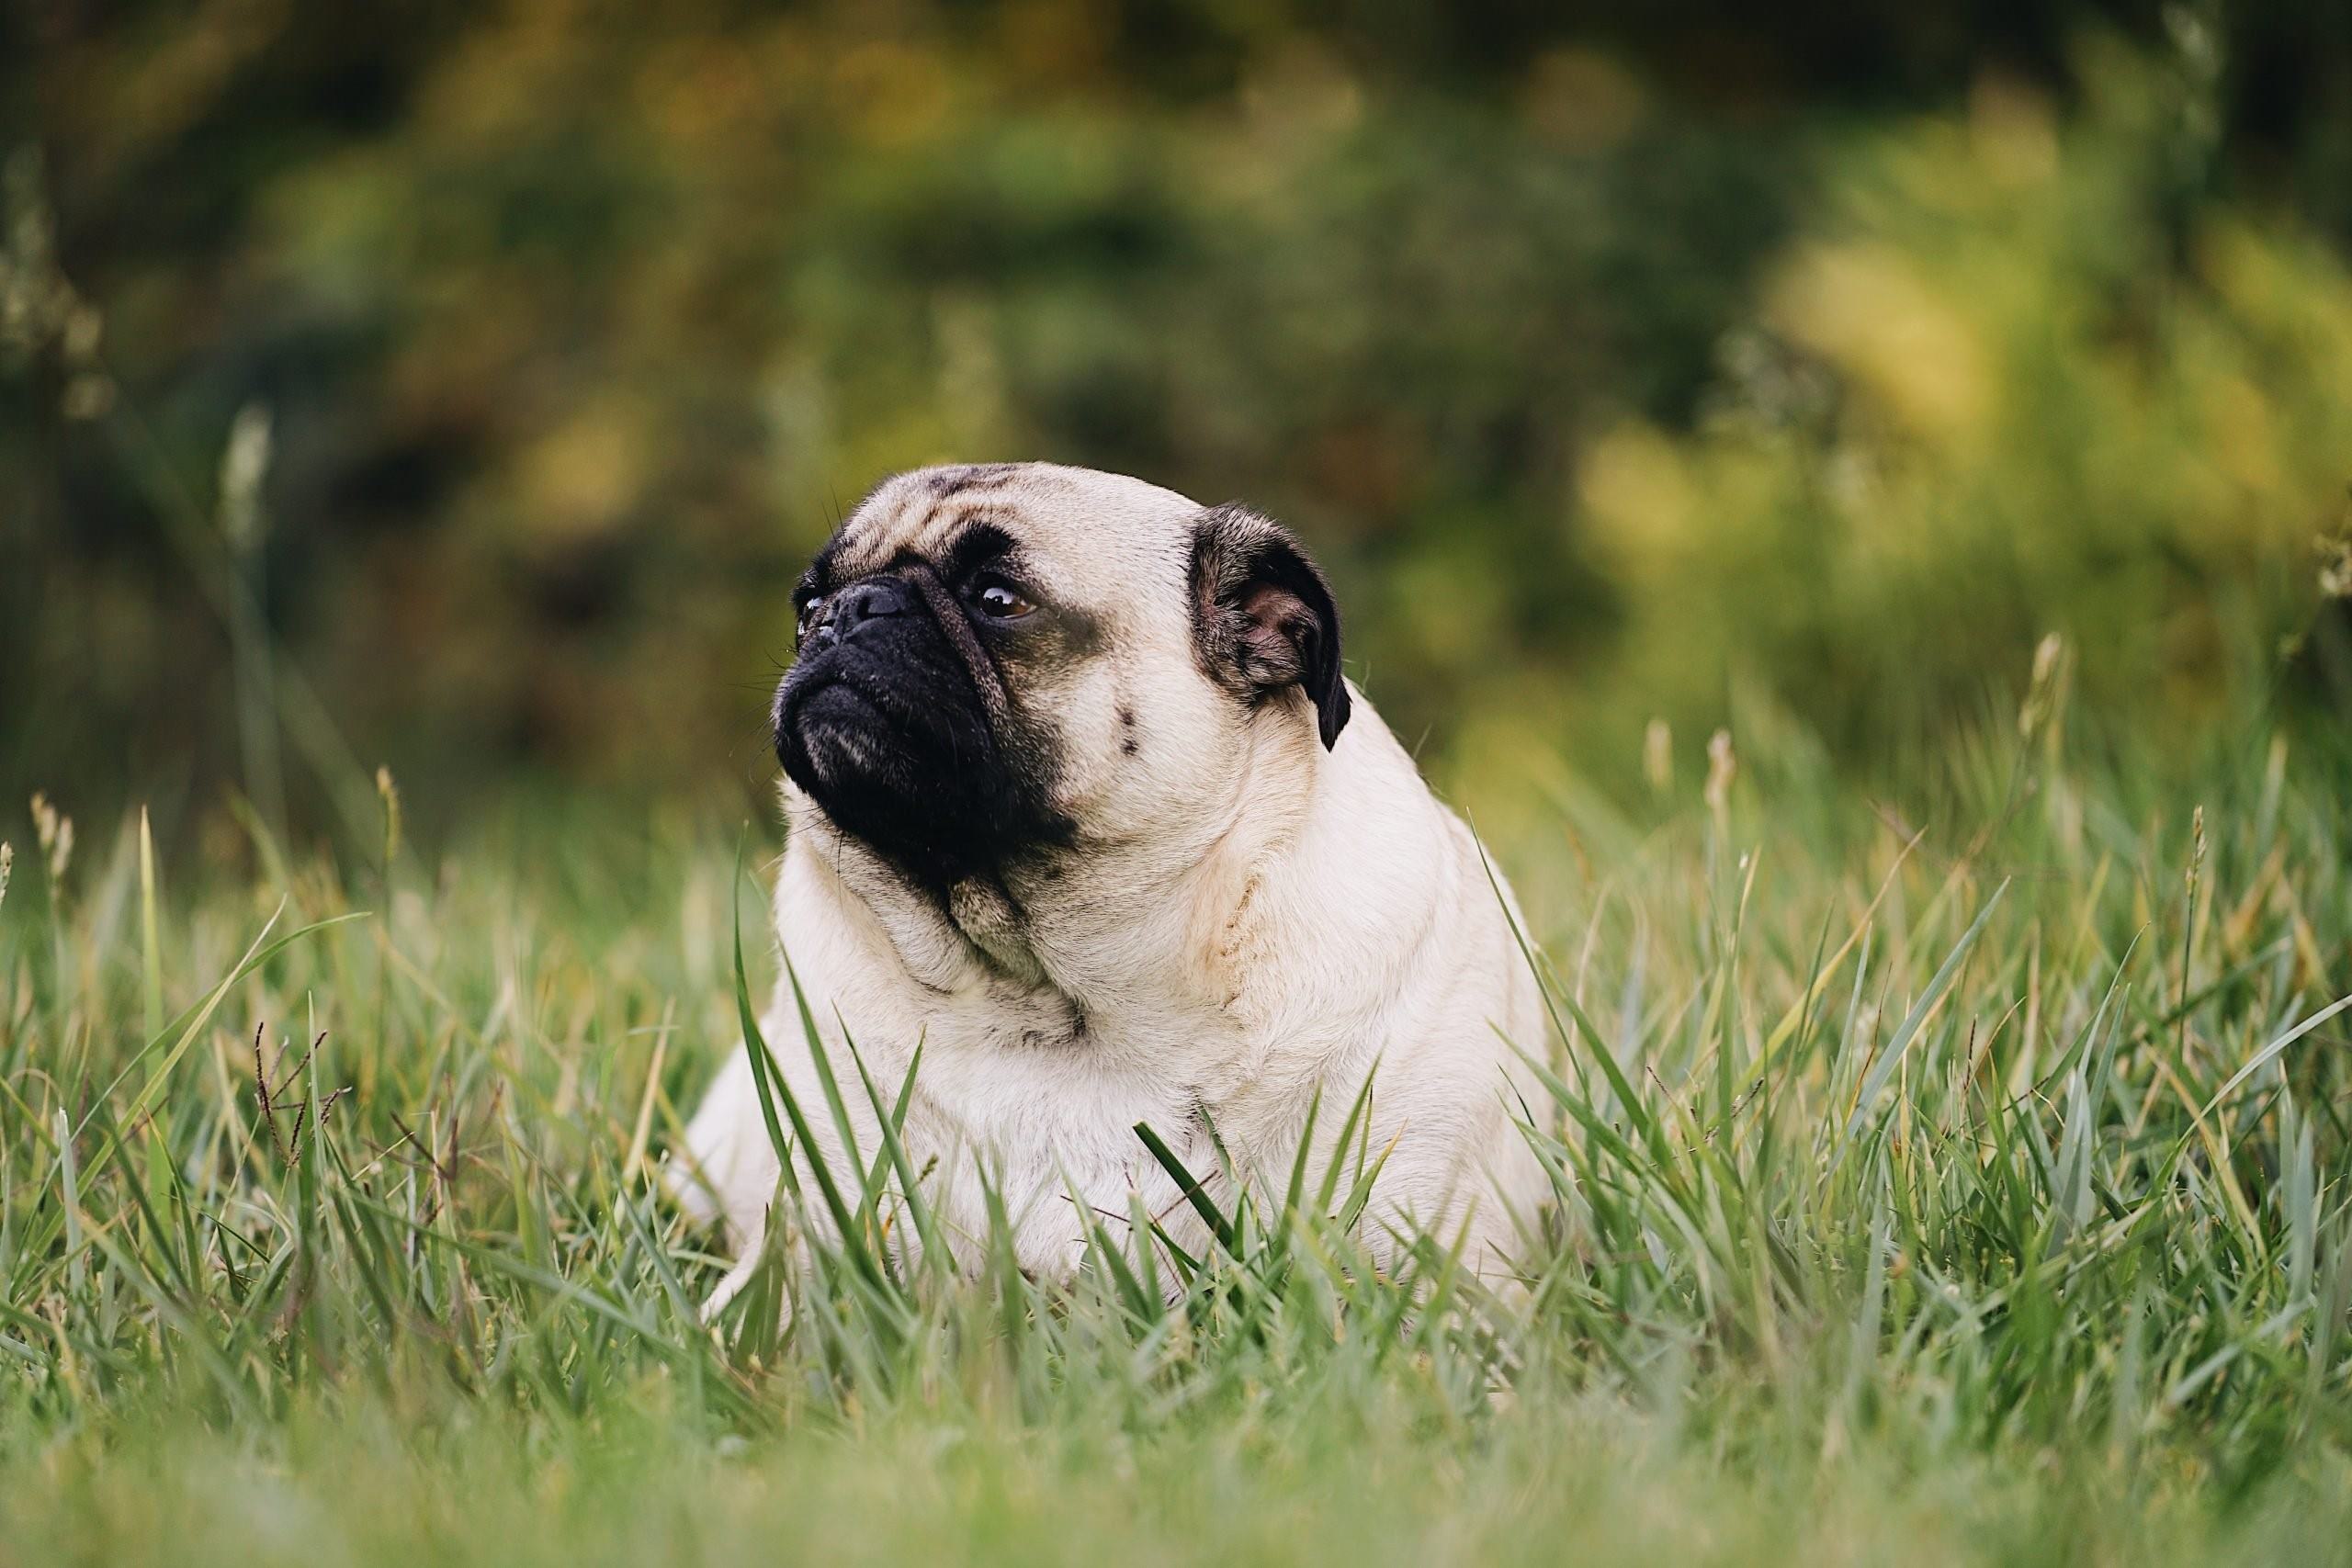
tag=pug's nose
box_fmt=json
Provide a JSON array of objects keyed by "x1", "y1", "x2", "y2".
[{"x1": 830, "y1": 576, "x2": 914, "y2": 637}]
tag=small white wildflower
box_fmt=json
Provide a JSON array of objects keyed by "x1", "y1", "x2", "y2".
[
  {"x1": 2320, "y1": 534, "x2": 2352, "y2": 601},
  {"x1": 62, "y1": 373, "x2": 114, "y2": 420},
  {"x1": 61, "y1": 302, "x2": 101, "y2": 363},
  {"x1": 0, "y1": 841, "x2": 12, "y2": 910}
]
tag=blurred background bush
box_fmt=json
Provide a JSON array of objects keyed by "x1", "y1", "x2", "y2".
[{"x1": 5, "y1": 1, "x2": 2350, "y2": 846}]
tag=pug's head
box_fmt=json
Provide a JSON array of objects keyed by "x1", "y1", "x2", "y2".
[{"x1": 773, "y1": 463, "x2": 1350, "y2": 894}]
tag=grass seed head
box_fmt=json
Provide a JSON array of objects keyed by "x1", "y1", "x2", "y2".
[
  {"x1": 218, "y1": 401, "x2": 274, "y2": 550},
  {"x1": 2018, "y1": 632, "x2": 2066, "y2": 739},
  {"x1": 1644, "y1": 718, "x2": 1674, "y2": 794},
  {"x1": 376, "y1": 766, "x2": 402, "y2": 863},
  {"x1": 29, "y1": 792, "x2": 72, "y2": 882},
  {"x1": 1703, "y1": 728, "x2": 1736, "y2": 816}
]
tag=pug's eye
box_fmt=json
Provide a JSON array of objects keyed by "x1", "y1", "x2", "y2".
[
  {"x1": 796, "y1": 596, "x2": 826, "y2": 637},
  {"x1": 972, "y1": 580, "x2": 1035, "y2": 620}
]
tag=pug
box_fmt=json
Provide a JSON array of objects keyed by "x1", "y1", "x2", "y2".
[{"x1": 679, "y1": 463, "x2": 1549, "y2": 1310}]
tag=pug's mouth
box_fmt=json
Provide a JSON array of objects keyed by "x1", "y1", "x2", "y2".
[
  {"x1": 769, "y1": 593, "x2": 1064, "y2": 889},
  {"x1": 777, "y1": 638, "x2": 956, "y2": 761},
  {"x1": 782, "y1": 674, "x2": 889, "y2": 781},
  {"x1": 783, "y1": 655, "x2": 904, "y2": 735}
]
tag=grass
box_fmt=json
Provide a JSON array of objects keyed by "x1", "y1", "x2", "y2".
[{"x1": 4, "y1": 691, "x2": 2351, "y2": 1567}]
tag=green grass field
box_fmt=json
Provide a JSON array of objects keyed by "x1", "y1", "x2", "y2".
[{"x1": 6, "y1": 688, "x2": 2351, "y2": 1567}]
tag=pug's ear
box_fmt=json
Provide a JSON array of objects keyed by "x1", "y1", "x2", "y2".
[{"x1": 1190, "y1": 504, "x2": 1351, "y2": 750}]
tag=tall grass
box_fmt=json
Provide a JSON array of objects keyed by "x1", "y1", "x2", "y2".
[{"x1": 2, "y1": 691, "x2": 2349, "y2": 1565}]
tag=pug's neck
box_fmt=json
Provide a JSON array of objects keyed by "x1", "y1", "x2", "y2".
[
  {"x1": 785, "y1": 699, "x2": 1448, "y2": 1055},
  {"x1": 800, "y1": 820, "x2": 1277, "y2": 1022},
  {"x1": 941, "y1": 876, "x2": 1054, "y2": 987}
]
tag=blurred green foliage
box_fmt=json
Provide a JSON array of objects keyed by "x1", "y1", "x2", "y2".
[
  {"x1": 1519, "y1": 41, "x2": 2352, "y2": 793},
  {"x1": 5, "y1": 3, "x2": 2350, "y2": 840}
]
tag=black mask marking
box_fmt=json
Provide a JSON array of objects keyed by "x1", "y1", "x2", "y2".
[{"x1": 775, "y1": 561, "x2": 1069, "y2": 890}]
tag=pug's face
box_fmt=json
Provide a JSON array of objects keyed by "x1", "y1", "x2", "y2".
[{"x1": 773, "y1": 463, "x2": 1349, "y2": 893}]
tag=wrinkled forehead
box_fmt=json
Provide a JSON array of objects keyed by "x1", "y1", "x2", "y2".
[{"x1": 808, "y1": 463, "x2": 1201, "y2": 600}]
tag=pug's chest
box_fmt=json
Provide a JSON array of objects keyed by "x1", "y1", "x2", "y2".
[
  {"x1": 905, "y1": 1013, "x2": 1195, "y2": 1161},
  {"x1": 888, "y1": 1004, "x2": 1305, "y2": 1254}
]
